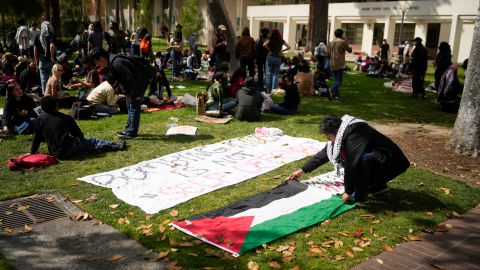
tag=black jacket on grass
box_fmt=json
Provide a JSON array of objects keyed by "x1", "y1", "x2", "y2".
[
  {"x1": 31, "y1": 111, "x2": 83, "y2": 158},
  {"x1": 301, "y1": 122, "x2": 410, "y2": 195}
]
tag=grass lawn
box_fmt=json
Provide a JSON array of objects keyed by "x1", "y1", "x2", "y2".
[{"x1": 1, "y1": 69, "x2": 478, "y2": 269}]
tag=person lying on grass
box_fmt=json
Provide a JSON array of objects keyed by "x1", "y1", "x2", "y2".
[
  {"x1": 287, "y1": 114, "x2": 410, "y2": 205},
  {"x1": 30, "y1": 96, "x2": 126, "y2": 159}
]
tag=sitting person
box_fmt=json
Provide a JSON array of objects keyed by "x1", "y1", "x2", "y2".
[
  {"x1": 86, "y1": 80, "x2": 119, "y2": 115},
  {"x1": 270, "y1": 75, "x2": 299, "y2": 115},
  {"x1": 314, "y1": 66, "x2": 329, "y2": 97},
  {"x1": 20, "y1": 60, "x2": 42, "y2": 95},
  {"x1": 235, "y1": 78, "x2": 263, "y2": 122},
  {"x1": 68, "y1": 57, "x2": 100, "y2": 92},
  {"x1": 147, "y1": 68, "x2": 173, "y2": 107},
  {"x1": 45, "y1": 64, "x2": 76, "y2": 108},
  {"x1": 1, "y1": 82, "x2": 37, "y2": 134},
  {"x1": 228, "y1": 67, "x2": 246, "y2": 98},
  {"x1": 206, "y1": 72, "x2": 236, "y2": 113},
  {"x1": 30, "y1": 96, "x2": 126, "y2": 159},
  {"x1": 437, "y1": 64, "x2": 462, "y2": 111},
  {"x1": 288, "y1": 115, "x2": 410, "y2": 205}
]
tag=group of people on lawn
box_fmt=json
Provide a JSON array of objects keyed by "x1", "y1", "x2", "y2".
[{"x1": 2, "y1": 20, "x2": 410, "y2": 206}]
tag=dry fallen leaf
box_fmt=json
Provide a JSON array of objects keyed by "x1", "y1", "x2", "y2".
[
  {"x1": 351, "y1": 246, "x2": 364, "y2": 252},
  {"x1": 158, "y1": 251, "x2": 170, "y2": 259},
  {"x1": 360, "y1": 214, "x2": 375, "y2": 218},
  {"x1": 17, "y1": 205, "x2": 30, "y2": 211},
  {"x1": 452, "y1": 211, "x2": 462, "y2": 218},
  {"x1": 310, "y1": 247, "x2": 322, "y2": 254},
  {"x1": 276, "y1": 245, "x2": 289, "y2": 252},
  {"x1": 3, "y1": 227, "x2": 13, "y2": 233},
  {"x1": 383, "y1": 243, "x2": 394, "y2": 253},
  {"x1": 162, "y1": 219, "x2": 171, "y2": 225},
  {"x1": 46, "y1": 196, "x2": 56, "y2": 202},
  {"x1": 159, "y1": 225, "x2": 167, "y2": 233},
  {"x1": 407, "y1": 235, "x2": 422, "y2": 241},
  {"x1": 268, "y1": 261, "x2": 282, "y2": 269},
  {"x1": 345, "y1": 251, "x2": 354, "y2": 258},
  {"x1": 108, "y1": 204, "x2": 119, "y2": 209},
  {"x1": 118, "y1": 217, "x2": 130, "y2": 225},
  {"x1": 170, "y1": 210, "x2": 179, "y2": 217},
  {"x1": 376, "y1": 259, "x2": 384, "y2": 264},
  {"x1": 437, "y1": 187, "x2": 451, "y2": 195},
  {"x1": 435, "y1": 223, "x2": 453, "y2": 232},
  {"x1": 24, "y1": 224, "x2": 33, "y2": 232},
  {"x1": 71, "y1": 199, "x2": 83, "y2": 204},
  {"x1": 179, "y1": 242, "x2": 194, "y2": 247},
  {"x1": 86, "y1": 194, "x2": 97, "y2": 202},
  {"x1": 282, "y1": 256, "x2": 295, "y2": 262},
  {"x1": 247, "y1": 261, "x2": 259, "y2": 270},
  {"x1": 290, "y1": 266, "x2": 300, "y2": 270},
  {"x1": 370, "y1": 219, "x2": 383, "y2": 224},
  {"x1": 106, "y1": 255, "x2": 124, "y2": 261},
  {"x1": 26, "y1": 194, "x2": 39, "y2": 199}
]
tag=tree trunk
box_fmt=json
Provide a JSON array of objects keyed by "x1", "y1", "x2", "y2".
[
  {"x1": 307, "y1": 0, "x2": 328, "y2": 52},
  {"x1": 116, "y1": 0, "x2": 120, "y2": 24},
  {"x1": 207, "y1": 0, "x2": 239, "y2": 73},
  {"x1": 448, "y1": 1, "x2": 480, "y2": 157},
  {"x1": 50, "y1": 0, "x2": 61, "y2": 37},
  {"x1": 44, "y1": 0, "x2": 51, "y2": 21}
]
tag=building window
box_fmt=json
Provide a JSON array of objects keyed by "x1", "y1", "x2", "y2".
[
  {"x1": 426, "y1": 23, "x2": 440, "y2": 49},
  {"x1": 394, "y1": 23, "x2": 415, "y2": 45},
  {"x1": 372, "y1": 23, "x2": 384, "y2": 45},
  {"x1": 341, "y1": 23, "x2": 363, "y2": 44}
]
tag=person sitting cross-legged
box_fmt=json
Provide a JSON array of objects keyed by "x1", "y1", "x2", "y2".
[
  {"x1": 86, "y1": 79, "x2": 119, "y2": 115},
  {"x1": 30, "y1": 96, "x2": 126, "y2": 159},
  {"x1": 206, "y1": 72, "x2": 237, "y2": 113},
  {"x1": 287, "y1": 115, "x2": 410, "y2": 205}
]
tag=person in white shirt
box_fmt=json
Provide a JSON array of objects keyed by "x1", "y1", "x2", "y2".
[
  {"x1": 29, "y1": 21, "x2": 40, "y2": 59},
  {"x1": 86, "y1": 80, "x2": 119, "y2": 115},
  {"x1": 16, "y1": 19, "x2": 32, "y2": 57}
]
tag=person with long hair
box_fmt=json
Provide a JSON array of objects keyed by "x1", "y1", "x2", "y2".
[
  {"x1": 263, "y1": 29, "x2": 291, "y2": 93},
  {"x1": 255, "y1": 28, "x2": 270, "y2": 87},
  {"x1": 434, "y1": 42, "x2": 452, "y2": 90},
  {"x1": 45, "y1": 64, "x2": 75, "y2": 108},
  {"x1": 235, "y1": 27, "x2": 256, "y2": 77},
  {"x1": 87, "y1": 21, "x2": 104, "y2": 53},
  {"x1": 1, "y1": 82, "x2": 37, "y2": 134}
]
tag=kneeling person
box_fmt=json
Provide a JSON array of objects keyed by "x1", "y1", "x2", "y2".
[
  {"x1": 288, "y1": 115, "x2": 410, "y2": 204},
  {"x1": 31, "y1": 96, "x2": 126, "y2": 159},
  {"x1": 87, "y1": 80, "x2": 119, "y2": 115}
]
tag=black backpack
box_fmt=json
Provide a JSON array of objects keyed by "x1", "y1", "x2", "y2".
[{"x1": 70, "y1": 99, "x2": 92, "y2": 120}]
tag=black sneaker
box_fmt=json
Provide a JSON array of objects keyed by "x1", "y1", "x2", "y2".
[
  {"x1": 371, "y1": 184, "x2": 390, "y2": 195},
  {"x1": 117, "y1": 132, "x2": 138, "y2": 140},
  {"x1": 116, "y1": 140, "x2": 127, "y2": 150}
]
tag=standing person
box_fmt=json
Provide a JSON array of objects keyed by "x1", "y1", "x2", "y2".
[
  {"x1": 327, "y1": 28, "x2": 352, "y2": 101},
  {"x1": 314, "y1": 39, "x2": 329, "y2": 78},
  {"x1": 255, "y1": 28, "x2": 269, "y2": 87},
  {"x1": 108, "y1": 21, "x2": 126, "y2": 54},
  {"x1": 1, "y1": 82, "x2": 37, "y2": 135},
  {"x1": 30, "y1": 96, "x2": 125, "y2": 159},
  {"x1": 140, "y1": 32, "x2": 152, "y2": 60},
  {"x1": 15, "y1": 19, "x2": 32, "y2": 57},
  {"x1": 410, "y1": 37, "x2": 428, "y2": 98},
  {"x1": 287, "y1": 115, "x2": 410, "y2": 205},
  {"x1": 29, "y1": 21, "x2": 40, "y2": 59},
  {"x1": 235, "y1": 27, "x2": 256, "y2": 77},
  {"x1": 130, "y1": 30, "x2": 140, "y2": 57},
  {"x1": 87, "y1": 21, "x2": 104, "y2": 53},
  {"x1": 34, "y1": 20, "x2": 56, "y2": 95},
  {"x1": 397, "y1": 41, "x2": 405, "y2": 64},
  {"x1": 380, "y1": 39, "x2": 390, "y2": 64},
  {"x1": 188, "y1": 32, "x2": 196, "y2": 53},
  {"x1": 434, "y1": 42, "x2": 452, "y2": 91},
  {"x1": 170, "y1": 24, "x2": 183, "y2": 81},
  {"x1": 403, "y1": 40, "x2": 411, "y2": 63},
  {"x1": 211, "y1": 25, "x2": 229, "y2": 71},
  {"x1": 89, "y1": 47, "x2": 155, "y2": 139},
  {"x1": 263, "y1": 29, "x2": 291, "y2": 93}
]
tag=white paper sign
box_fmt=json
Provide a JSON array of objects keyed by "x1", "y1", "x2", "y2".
[
  {"x1": 165, "y1": 126, "x2": 198, "y2": 136},
  {"x1": 78, "y1": 134, "x2": 326, "y2": 214}
]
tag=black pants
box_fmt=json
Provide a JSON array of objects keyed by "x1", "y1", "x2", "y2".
[
  {"x1": 240, "y1": 57, "x2": 255, "y2": 78},
  {"x1": 412, "y1": 70, "x2": 425, "y2": 95},
  {"x1": 256, "y1": 57, "x2": 266, "y2": 86}
]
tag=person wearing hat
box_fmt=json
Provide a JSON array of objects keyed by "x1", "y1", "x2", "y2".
[
  {"x1": 211, "y1": 24, "x2": 229, "y2": 71},
  {"x1": 410, "y1": 37, "x2": 428, "y2": 98}
]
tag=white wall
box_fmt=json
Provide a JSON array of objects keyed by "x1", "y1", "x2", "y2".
[{"x1": 457, "y1": 22, "x2": 474, "y2": 63}]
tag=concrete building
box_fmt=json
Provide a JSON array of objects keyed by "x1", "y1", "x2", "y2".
[{"x1": 247, "y1": 0, "x2": 478, "y2": 63}]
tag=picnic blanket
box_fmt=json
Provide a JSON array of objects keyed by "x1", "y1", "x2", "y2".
[
  {"x1": 393, "y1": 76, "x2": 412, "y2": 93},
  {"x1": 171, "y1": 170, "x2": 354, "y2": 257},
  {"x1": 78, "y1": 133, "x2": 325, "y2": 214},
  {"x1": 194, "y1": 115, "x2": 233, "y2": 124},
  {"x1": 147, "y1": 103, "x2": 185, "y2": 112}
]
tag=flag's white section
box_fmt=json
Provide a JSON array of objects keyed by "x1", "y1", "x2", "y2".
[
  {"x1": 79, "y1": 134, "x2": 325, "y2": 214},
  {"x1": 234, "y1": 172, "x2": 345, "y2": 226}
]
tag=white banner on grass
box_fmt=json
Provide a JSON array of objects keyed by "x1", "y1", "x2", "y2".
[{"x1": 78, "y1": 134, "x2": 325, "y2": 214}]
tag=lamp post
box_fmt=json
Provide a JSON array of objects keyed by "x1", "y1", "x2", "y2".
[
  {"x1": 398, "y1": 4, "x2": 408, "y2": 46},
  {"x1": 140, "y1": 9, "x2": 144, "y2": 28}
]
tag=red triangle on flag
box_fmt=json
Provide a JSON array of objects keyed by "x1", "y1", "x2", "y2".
[{"x1": 174, "y1": 216, "x2": 254, "y2": 254}]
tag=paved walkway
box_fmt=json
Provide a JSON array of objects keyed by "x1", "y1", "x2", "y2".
[{"x1": 351, "y1": 207, "x2": 480, "y2": 270}]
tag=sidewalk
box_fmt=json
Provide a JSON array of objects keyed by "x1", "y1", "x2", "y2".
[{"x1": 351, "y1": 207, "x2": 480, "y2": 270}]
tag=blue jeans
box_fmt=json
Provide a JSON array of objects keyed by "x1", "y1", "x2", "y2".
[
  {"x1": 39, "y1": 59, "x2": 53, "y2": 95},
  {"x1": 62, "y1": 137, "x2": 114, "y2": 158},
  {"x1": 270, "y1": 104, "x2": 297, "y2": 115},
  {"x1": 265, "y1": 54, "x2": 281, "y2": 92},
  {"x1": 172, "y1": 51, "x2": 182, "y2": 77},
  {"x1": 14, "y1": 118, "x2": 37, "y2": 134},
  {"x1": 90, "y1": 104, "x2": 118, "y2": 115},
  {"x1": 124, "y1": 96, "x2": 142, "y2": 136},
  {"x1": 332, "y1": 69, "x2": 344, "y2": 98},
  {"x1": 207, "y1": 100, "x2": 237, "y2": 112}
]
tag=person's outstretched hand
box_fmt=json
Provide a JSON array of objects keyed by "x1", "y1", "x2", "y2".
[
  {"x1": 342, "y1": 193, "x2": 352, "y2": 203},
  {"x1": 287, "y1": 169, "x2": 305, "y2": 181}
]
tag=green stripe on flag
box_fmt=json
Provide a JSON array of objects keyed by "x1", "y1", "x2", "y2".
[{"x1": 239, "y1": 195, "x2": 355, "y2": 254}]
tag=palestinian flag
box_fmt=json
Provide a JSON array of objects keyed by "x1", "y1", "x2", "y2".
[{"x1": 171, "y1": 179, "x2": 355, "y2": 257}]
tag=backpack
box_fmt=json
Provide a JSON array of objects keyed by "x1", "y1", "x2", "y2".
[
  {"x1": 140, "y1": 38, "x2": 150, "y2": 53},
  {"x1": 70, "y1": 100, "x2": 92, "y2": 120},
  {"x1": 7, "y1": 153, "x2": 58, "y2": 171}
]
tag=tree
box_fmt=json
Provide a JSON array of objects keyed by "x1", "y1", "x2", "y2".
[
  {"x1": 207, "y1": 0, "x2": 239, "y2": 72},
  {"x1": 448, "y1": 1, "x2": 480, "y2": 157},
  {"x1": 180, "y1": 0, "x2": 204, "y2": 40},
  {"x1": 307, "y1": 0, "x2": 329, "y2": 52}
]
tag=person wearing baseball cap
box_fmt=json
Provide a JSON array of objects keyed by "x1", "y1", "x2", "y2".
[
  {"x1": 410, "y1": 37, "x2": 428, "y2": 98},
  {"x1": 212, "y1": 24, "x2": 229, "y2": 71}
]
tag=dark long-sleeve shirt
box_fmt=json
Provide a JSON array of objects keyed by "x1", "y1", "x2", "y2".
[
  {"x1": 109, "y1": 54, "x2": 154, "y2": 98},
  {"x1": 148, "y1": 69, "x2": 171, "y2": 98},
  {"x1": 31, "y1": 111, "x2": 84, "y2": 158},
  {"x1": 2, "y1": 95, "x2": 36, "y2": 129}
]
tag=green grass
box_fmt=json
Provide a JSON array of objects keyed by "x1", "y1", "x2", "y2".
[{"x1": 0, "y1": 71, "x2": 477, "y2": 269}]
